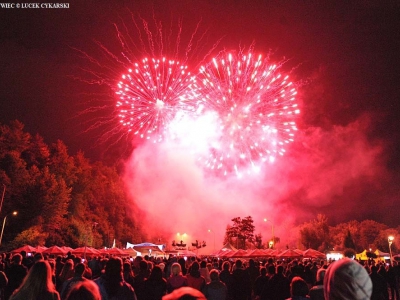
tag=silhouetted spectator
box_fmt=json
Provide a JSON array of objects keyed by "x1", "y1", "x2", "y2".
[
  {"x1": 369, "y1": 265, "x2": 387, "y2": 300},
  {"x1": 0, "y1": 270, "x2": 8, "y2": 300},
  {"x1": 65, "y1": 280, "x2": 101, "y2": 300},
  {"x1": 123, "y1": 261, "x2": 135, "y2": 288},
  {"x1": 186, "y1": 262, "x2": 206, "y2": 292},
  {"x1": 253, "y1": 267, "x2": 268, "y2": 300},
  {"x1": 4, "y1": 254, "x2": 28, "y2": 300},
  {"x1": 178, "y1": 258, "x2": 187, "y2": 276},
  {"x1": 133, "y1": 260, "x2": 149, "y2": 299},
  {"x1": 287, "y1": 276, "x2": 310, "y2": 300},
  {"x1": 60, "y1": 263, "x2": 88, "y2": 300},
  {"x1": 387, "y1": 264, "x2": 399, "y2": 300},
  {"x1": 142, "y1": 265, "x2": 167, "y2": 300},
  {"x1": 267, "y1": 264, "x2": 291, "y2": 300},
  {"x1": 324, "y1": 258, "x2": 372, "y2": 300},
  {"x1": 162, "y1": 287, "x2": 205, "y2": 300},
  {"x1": 199, "y1": 261, "x2": 210, "y2": 283},
  {"x1": 94, "y1": 257, "x2": 137, "y2": 300},
  {"x1": 231, "y1": 259, "x2": 251, "y2": 300},
  {"x1": 309, "y1": 268, "x2": 326, "y2": 300},
  {"x1": 166, "y1": 263, "x2": 188, "y2": 293},
  {"x1": 9, "y1": 260, "x2": 60, "y2": 300},
  {"x1": 219, "y1": 261, "x2": 234, "y2": 300},
  {"x1": 57, "y1": 259, "x2": 74, "y2": 292},
  {"x1": 202, "y1": 269, "x2": 227, "y2": 300}
]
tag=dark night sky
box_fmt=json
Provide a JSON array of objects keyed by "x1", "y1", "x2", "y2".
[{"x1": 0, "y1": 0, "x2": 399, "y2": 229}]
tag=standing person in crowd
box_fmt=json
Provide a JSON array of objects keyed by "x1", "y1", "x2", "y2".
[
  {"x1": 57, "y1": 259, "x2": 74, "y2": 292},
  {"x1": 162, "y1": 287, "x2": 206, "y2": 300},
  {"x1": 202, "y1": 269, "x2": 227, "y2": 300},
  {"x1": 123, "y1": 261, "x2": 135, "y2": 289},
  {"x1": 253, "y1": 267, "x2": 268, "y2": 300},
  {"x1": 166, "y1": 263, "x2": 188, "y2": 293},
  {"x1": 246, "y1": 259, "x2": 260, "y2": 298},
  {"x1": 267, "y1": 264, "x2": 291, "y2": 300},
  {"x1": 303, "y1": 264, "x2": 314, "y2": 289},
  {"x1": 133, "y1": 260, "x2": 149, "y2": 300},
  {"x1": 387, "y1": 264, "x2": 399, "y2": 300},
  {"x1": 60, "y1": 263, "x2": 88, "y2": 300},
  {"x1": 158, "y1": 263, "x2": 167, "y2": 279},
  {"x1": 231, "y1": 259, "x2": 251, "y2": 300},
  {"x1": 199, "y1": 261, "x2": 211, "y2": 283},
  {"x1": 287, "y1": 276, "x2": 310, "y2": 300},
  {"x1": 88, "y1": 257, "x2": 101, "y2": 280},
  {"x1": 94, "y1": 257, "x2": 137, "y2": 300},
  {"x1": 142, "y1": 265, "x2": 167, "y2": 300},
  {"x1": 186, "y1": 261, "x2": 206, "y2": 292},
  {"x1": 309, "y1": 268, "x2": 326, "y2": 300},
  {"x1": 219, "y1": 261, "x2": 234, "y2": 300},
  {"x1": 369, "y1": 265, "x2": 388, "y2": 300},
  {"x1": 4, "y1": 254, "x2": 28, "y2": 300},
  {"x1": 310, "y1": 261, "x2": 319, "y2": 286},
  {"x1": 324, "y1": 258, "x2": 372, "y2": 300},
  {"x1": 9, "y1": 260, "x2": 60, "y2": 300},
  {"x1": 0, "y1": 268, "x2": 8, "y2": 300},
  {"x1": 65, "y1": 280, "x2": 101, "y2": 300},
  {"x1": 178, "y1": 258, "x2": 187, "y2": 276},
  {"x1": 55, "y1": 256, "x2": 64, "y2": 275}
]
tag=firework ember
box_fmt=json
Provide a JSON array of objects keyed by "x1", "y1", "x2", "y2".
[
  {"x1": 196, "y1": 50, "x2": 300, "y2": 176},
  {"x1": 116, "y1": 57, "x2": 200, "y2": 143}
]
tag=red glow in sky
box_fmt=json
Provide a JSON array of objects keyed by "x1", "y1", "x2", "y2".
[{"x1": 0, "y1": 1, "x2": 399, "y2": 245}]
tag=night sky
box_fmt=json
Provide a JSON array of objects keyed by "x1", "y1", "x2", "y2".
[{"x1": 1, "y1": 0, "x2": 399, "y2": 240}]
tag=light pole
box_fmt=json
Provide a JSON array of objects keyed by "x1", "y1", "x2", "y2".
[
  {"x1": 0, "y1": 184, "x2": 6, "y2": 215},
  {"x1": 263, "y1": 218, "x2": 275, "y2": 249},
  {"x1": 0, "y1": 211, "x2": 17, "y2": 247},
  {"x1": 208, "y1": 229, "x2": 215, "y2": 253},
  {"x1": 388, "y1": 235, "x2": 394, "y2": 265},
  {"x1": 177, "y1": 233, "x2": 187, "y2": 249}
]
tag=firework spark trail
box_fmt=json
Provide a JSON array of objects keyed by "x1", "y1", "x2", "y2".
[
  {"x1": 72, "y1": 12, "x2": 221, "y2": 155},
  {"x1": 115, "y1": 57, "x2": 200, "y2": 142},
  {"x1": 195, "y1": 49, "x2": 300, "y2": 177}
]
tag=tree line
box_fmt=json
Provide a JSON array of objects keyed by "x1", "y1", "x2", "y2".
[
  {"x1": 0, "y1": 120, "x2": 144, "y2": 250},
  {"x1": 1, "y1": 120, "x2": 399, "y2": 254},
  {"x1": 224, "y1": 214, "x2": 399, "y2": 253}
]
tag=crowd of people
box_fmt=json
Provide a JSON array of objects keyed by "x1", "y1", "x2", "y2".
[{"x1": 0, "y1": 249, "x2": 398, "y2": 300}]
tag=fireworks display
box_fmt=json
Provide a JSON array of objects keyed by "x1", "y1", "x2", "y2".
[
  {"x1": 116, "y1": 57, "x2": 200, "y2": 143},
  {"x1": 196, "y1": 51, "x2": 300, "y2": 176},
  {"x1": 116, "y1": 49, "x2": 300, "y2": 176}
]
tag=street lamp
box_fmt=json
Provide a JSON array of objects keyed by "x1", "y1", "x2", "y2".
[
  {"x1": 388, "y1": 235, "x2": 394, "y2": 265},
  {"x1": 0, "y1": 211, "x2": 17, "y2": 247},
  {"x1": 0, "y1": 184, "x2": 6, "y2": 215},
  {"x1": 263, "y1": 218, "x2": 275, "y2": 249},
  {"x1": 208, "y1": 229, "x2": 215, "y2": 252},
  {"x1": 177, "y1": 233, "x2": 187, "y2": 249}
]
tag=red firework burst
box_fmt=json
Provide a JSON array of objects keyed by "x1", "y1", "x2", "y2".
[
  {"x1": 196, "y1": 50, "x2": 300, "y2": 176},
  {"x1": 116, "y1": 57, "x2": 200, "y2": 143}
]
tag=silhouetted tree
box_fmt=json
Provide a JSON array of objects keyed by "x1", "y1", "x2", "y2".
[
  {"x1": 225, "y1": 216, "x2": 255, "y2": 249},
  {"x1": 299, "y1": 214, "x2": 330, "y2": 251},
  {"x1": 344, "y1": 230, "x2": 356, "y2": 249}
]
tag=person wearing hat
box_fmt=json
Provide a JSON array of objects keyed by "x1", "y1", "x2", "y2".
[{"x1": 324, "y1": 258, "x2": 372, "y2": 300}]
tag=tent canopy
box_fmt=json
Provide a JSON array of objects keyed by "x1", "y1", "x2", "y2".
[
  {"x1": 220, "y1": 243, "x2": 238, "y2": 251},
  {"x1": 11, "y1": 245, "x2": 37, "y2": 253},
  {"x1": 277, "y1": 249, "x2": 303, "y2": 258},
  {"x1": 375, "y1": 249, "x2": 390, "y2": 257},
  {"x1": 303, "y1": 248, "x2": 326, "y2": 258}
]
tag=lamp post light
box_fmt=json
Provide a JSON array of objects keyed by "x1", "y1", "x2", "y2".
[
  {"x1": 177, "y1": 233, "x2": 187, "y2": 249},
  {"x1": 388, "y1": 235, "x2": 394, "y2": 265},
  {"x1": 0, "y1": 211, "x2": 17, "y2": 247},
  {"x1": 0, "y1": 184, "x2": 5, "y2": 215},
  {"x1": 263, "y1": 218, "x2": 275, "y2": 249},
  {"x1": 208, "y1": 229, "x2": 215, "y2": 252}
]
